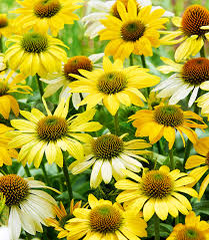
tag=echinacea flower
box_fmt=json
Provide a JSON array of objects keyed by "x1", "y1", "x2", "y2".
[
  {"x1": 115, "y1": 166, "x2": 198, "y2": 221},
  {"x1": 0, "y1": 173, "x2": 57, "y2": 240},
  {"x1": 185, "y1": 137, "x2": 209, "y2": 199},
  {"x1": 64, "y1": 194, "x2": 147, "y2": 239},
  {"x1": 69, "y1": 56, "x2": 160, "y2": 116},
  {"x1": 167, "y1": 211, "x2": 209, "y2": 240},
  {"x1": 5, "y1": 32, "x2": 68, "y2": 76},
  {"x1": 82, "y1": 0, "x2": 173, "y2": 39},
  {"x1": 8, "y1": 98, "x2": 102, "y2": 168},
  {"x1": 129, "y1": 104, "x2": 207, "y2": 149},
  {"x1": 153, "y1": 57, "x2": 209, "y2": 107},
  {"x1": 46, "y1": 200, "x2": 82, "y2": 239},
  {"x1": 0, "y1": 69, "x2": 32, "y2": 119},
  {"x1": 161, "y1": 5, "x2": 209, "y2": 62},
  {"x1": 12, "y1": 0, "x2": 83, "y2": 36},
  {"x1": 41, "y1": 53, "x2": 103, "y2": 109},
  {"x1": 0, "y1": 124, "x2": 18, "y2": 167},
  {"x1": 99, "y1": 0, "x2": 168, "y2": 60},
  {"x1": 69, "y1": 133, "x2": 151, "y2": 188}
]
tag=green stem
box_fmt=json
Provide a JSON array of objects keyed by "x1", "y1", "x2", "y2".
[
  {"x1": 114, "y1": 111, "x2": 120, "y2": 136},
  {"x1": 154, "y1": 214, "x2": 160, "y2": 240},
  {"x1": 175, "y1": 215, "x2": 179, "y2": 225},
  {"x1": 169, "y1": 148, "x2": 175, "y2": 170},
  {"x1": 183, "y1": 139, "x2": 192, "y2": 166},
  {"x1": 24, "y1": 165, "x2": 31, "y2": 177},
  {"x1": 56, "y1": 165, "x2": 64, "y2": 192},
  {"x1": 200, "y1": 46, "x2": 206, "y2": 58},
  {"x1": 141, "y1": 55, "x2": 147, "y2": 68},
  {"x1": 63, "y1": 158, "x2": 73, "y2": 201},
  {"x1": 41, "y1": 162, "x2": 49, "y2": 185},
  {"x1": 129, "y1": 54, "x2": 134, "y2": 66},
  {"x1": 157, "y1": 141, "x2": 164, "y2": 155},
  {"x1": 36, "y1": 73, "x2": 44, "y2": 97}
]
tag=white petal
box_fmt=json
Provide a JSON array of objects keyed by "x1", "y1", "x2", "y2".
[
  {"x1": 101, "y1": 160, "x2": 112, "y2": 184},
  {"x1": 188, "y1": 86, "x2": 199, "y2": 107},
  {"x1": 90, "y1": 160, "x2": 103, "y2": 188},
  {"x1": 8, "y1": 206, "x2": 21, "y2": 240}
]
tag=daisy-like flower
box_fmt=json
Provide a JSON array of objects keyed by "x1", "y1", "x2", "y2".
[
  {"x1": 69, "y1": 133, "x2": 151, "y2": 188},
  {"x1": 0, "y1": 14, "x2": 13, "y2": 38},
  {"x1": 153, "y1": 57, "x2": 209, "y2": 107},
  {"x1": 0, "y1": 173, "x2": 57, "y2": 240},
  {"x1": 98, "y1": 0, "x2": 168, "y2": 60},
  {"x1": 5, "y1": 32, "x2": 68, "y2": 77},
  {"x1": 161, "y1": 5, "x2": 209, "y2": 62},
  {"x1": 46, "y1": 200, "x2": 82, "y2": 239},
  {"x1": 41, "y1": 53, "x2": 104, "y2": 109},
  {"x1": 167, "y1": 211, "x2": 209, "y2": 240},
  {"x1": 129, "y1": 104, "x2": 207, "y2": 149},
  {"x1": 82, "y1": 0, "x2": 173, "y2": 39},
  {"x1": 0, "y1": 124, "x2": 18, "y2": 167},
  {"x1": 64, "y1": 194, "x2": 147, "y2": 239},
  {"x1": 0, "y1": 70, "x2": 32, "y2": 119},
  {"x1": 115, "y1": 166, "x2": 198, "y2": 221},
  {"x1": 185, "y1": 137, "x2": 209, "y2": 199},
  {"x1": 12, "y1": 0, "x2": 83, "y2": 36},
  {"x1": 8, "y1": 98, "x2": 102, "y2": 168},
  {"x1": 69, "y1": 56, "x2": 160, "y2": 116}
]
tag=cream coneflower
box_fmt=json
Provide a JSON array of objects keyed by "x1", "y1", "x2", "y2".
[
  {"x1": 0, "y1": 69, "x2": 32, "y2": 119},
  {"x1": 82, "y1": 0, "x2": 173, "y2": 39},
  {"x1": 115, "y1": 166, "x2": 198, "y2": 221},
  {"x1": 0, "y1": 124, "x2": 18, "y2": 167},
  {"x1": 5, "y1": 32, "x2": 68, "y2": 77},
  {"x1": 167, "y1": 211, "x2": 209, "y2": 240},
  {"x1": 129, "y1": 104, "x2": 207, "y2": 149},
  {"x1": 69, "y1": 56, "x2": 160, "y2": 116},
  {"x1": 161, "y1": 5, "x2": 209, "y2": 62},
  {"x1": 41, "y1": 53, "x2": 103, "y2": 109},
  {"x1": 69, "y1": 133, "x2": 151, "y2": 188},
  {"x1": 46, "y1": 200, "x2": 82, "y2": 239},
  {"x1": 8, "y1": 98, "x2": 102, "y2": 168},
  {"x1": 153, "y1": 57, "x2": 209, "y2": 107},
  {"x1": 12, "y1": 0, "x2": 83, "y2": 36},
  {"x1": 99, "y1": 0, "x2": 168, "y2": 60},
  {"x1": 0, "y1": 173, "x2": 58, "y2": 240},
  {"x1": 64, "y1": 194, "x2": 147, "y2": 239}
]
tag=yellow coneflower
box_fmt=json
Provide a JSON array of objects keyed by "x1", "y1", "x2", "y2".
[
  {"x1": 115, "y1": 166, "x2": 198, "y2": 221},
  {"x1": 129, "y1": 103, "x2": 207, "y2": 149},
  {"x1": 167, "y1": 211, "x2": 209, "y2": 240},
  {"x1": 12, "y1": 0, "x2": 83, "y2": 36},
  {"x1": 64, "y1": 194, "x2": 147, "y2": 239},
  {"x1": 161, "y1": 5, "x2": 209, "y2": 62},
  {"x1": 99, "y1": 0, "x2": 168, "y2": 60}
]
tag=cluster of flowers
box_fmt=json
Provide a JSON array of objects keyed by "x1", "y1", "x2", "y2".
[{"x1": 0, "y1": 0, "x2": 209, "y2": 239}]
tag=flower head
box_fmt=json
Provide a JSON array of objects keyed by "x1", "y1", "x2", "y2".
[
  {"x1": 69, "y1": 133, "x2": 151, "y2": 188},
  {"x1": 161, "y1": 5, "x2": 209, "y2": 62},
  {"x1": 5, "y1": 32, "x2": 68, "y2": 76},
  {"x1": 0, "y1": 173, "x2": 57, "y2": 240},
  {"x1": 167, "y1": 211, "x2": 209, "y2": 240},
  {"x1": 154, "y1": 57, "x2": 209, "y2": 107},
  {"x1": 99, "y1": 0, "x2": 168, "y2": 60},
  {"x1": 12, "y1": 0, "x2": 83, "y2": 36},
  {"x1": 9, "y1": 98, "x2": 102, "y2": 168},
  {"x1": 69, "y1": 56, "x2": 160, "y2": 116},
  {"x1": 64, "y1": 194, "x2": 147, "y2": 239},
  {"x1": 115, "y1": 166, "x2": 198, "y2": 221},
  {"x1": 129, "y1": 104, "x2": 207, "y2": 149}
]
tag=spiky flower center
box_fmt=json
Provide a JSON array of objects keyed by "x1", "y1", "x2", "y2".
[
  {"x1": 64, "y1": 56, "x2": 93, "y2": 81},
  {"x1": 0, "y1": 82, "x2": 9, "y2": 96},
  {"x1": 176, "y1": 227, "x2": 205, "y2": 240},
  {"x1": 97, "y1": 71, "x2": 127, "y2": 94},
  {"x1": 121, "y1": 20, "x2": 145, "y2": 41},
  {"x1": 154, "y1": 105, "x2": 184, "y2": 127},
  {"x1": 21, "y1": 33, "x2": 48, "y2": 53},
  {"x1": 0, "y1": 175, "x2": 29, "y2": 207},
  {"x1": 111, "y1": 0, "x2": 140, "y2": 19},
  {"x1": 34, "y1": 0, "x2": 62, "y2": 18},
  {"x1": 181, "y1": 5, "x2": 209, "y2": 37},
  {"x1": 182, "y1": 58, "x2": 209, "y2": 86},
  {"x1": 142, "y1": 170, "x2": 173, "y2": 198},
  {"x1": 92, "y1": 134, "x2": 124, "y2": 160},
  {"x1": 0, "y1": 15, "x2": 8, "y2": 28},
  {"x1": 37, "y1": 116, "x2": 68, "y2": 141},
  {"x1": 89, "y1": 205, "x2": 123, "y2": 233}
]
